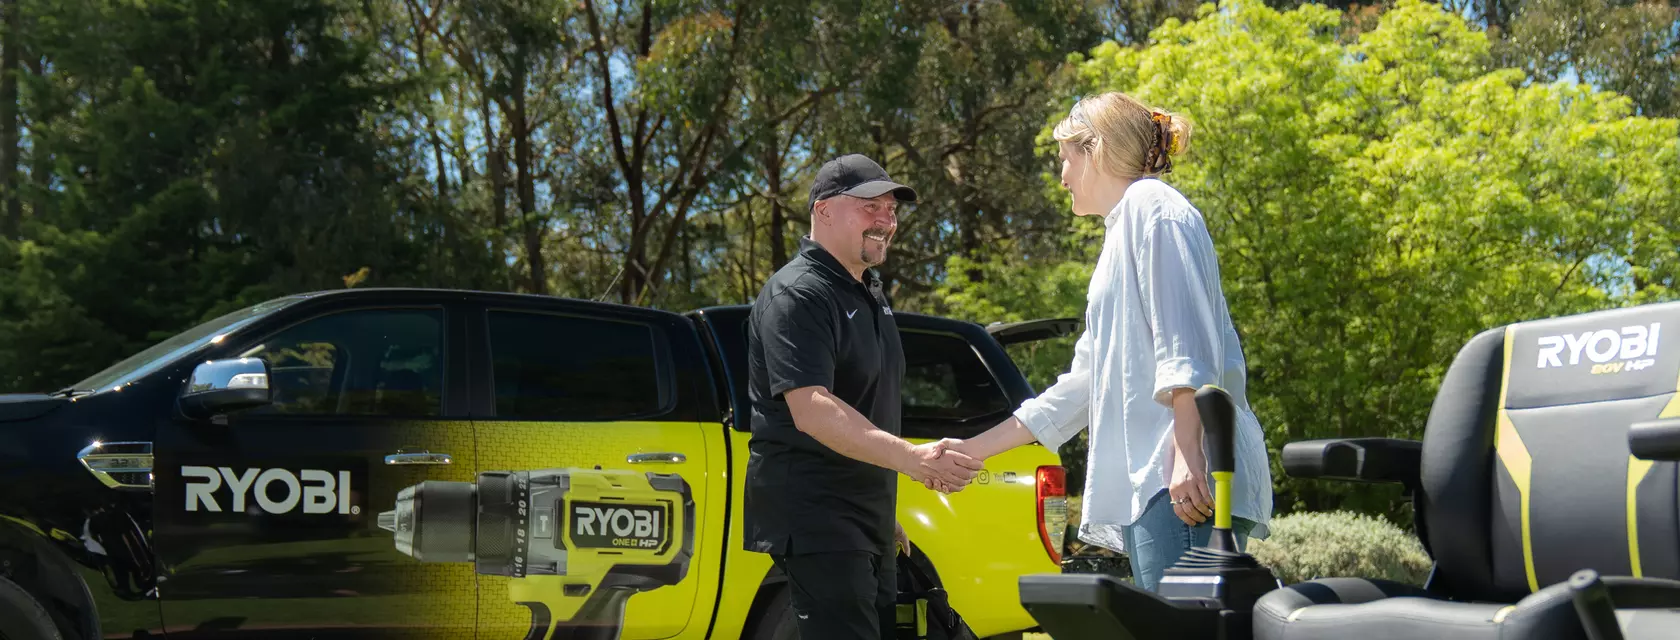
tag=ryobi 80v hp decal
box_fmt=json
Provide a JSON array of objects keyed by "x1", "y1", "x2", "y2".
[{"x1": 379, "y1": 468, "x2": 695, "y2": 640}]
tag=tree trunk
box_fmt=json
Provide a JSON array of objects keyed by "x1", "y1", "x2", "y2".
[
  {"x1": 481, "y1": 80, "x2": 507, "y2": 251},
  {"x1": 1, "y1": 0, "x2": 20, "y2": 239},
  {"x1": 952, "y1": 153, "x2": 984, "y2": 283},
  {"x1": 765, "y1": 131, "x2": 787, "y2": 270},
  {"x1": 24, "y1": 54, "x2": 41, "y2": 223},
  {"x1": 513, "y1": 64, "x2": 545, "y2": 295}
]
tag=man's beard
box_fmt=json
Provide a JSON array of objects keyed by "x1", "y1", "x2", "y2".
[{"x1": 860, "y1": 227, "x2": 892, "y2": 266}]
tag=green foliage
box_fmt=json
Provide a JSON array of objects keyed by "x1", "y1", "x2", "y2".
[
  {"x1": 0, "y1": 0, "x2": 505, "y2": 391},
  {"x1": 0, "y1": 2, "x2": 1674, "y2": 547},
  {"x1": 1248, "y1": 510, "x2": 1433, "y2": 586},
  {"x1": 932, "y1": 0, "x2": 1680, "y2": 519},
  {"x1": 1499, "y1": 0, "x2": 1680, "y2": 118}
]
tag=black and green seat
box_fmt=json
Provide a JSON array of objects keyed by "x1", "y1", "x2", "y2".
[{"x1": 1256, "y1": 300, "x2": 1680, "y2": 639}]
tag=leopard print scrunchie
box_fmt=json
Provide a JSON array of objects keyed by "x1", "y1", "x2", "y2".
[{"x1": 1144, "y1": 111, "x2": 1175, "y2": 175}]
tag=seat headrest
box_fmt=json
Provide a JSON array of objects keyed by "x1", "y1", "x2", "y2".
[{"x1": 1503, "y1": 301, "x2": 1680, "y2": 410}]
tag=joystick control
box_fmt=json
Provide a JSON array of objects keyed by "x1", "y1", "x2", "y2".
[{"x1": 1017, "y1": 385, "x2": 1280, "y2": 640}]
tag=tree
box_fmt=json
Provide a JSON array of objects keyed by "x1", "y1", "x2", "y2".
[
  {"x1": 805, "y1": 0, "x2": 1111, "y2": 309},
  {"x1": 1499, "y1": 0, "x2": 1679, "y2": 118},
  {"x1": 0, "y1": 0, "x2": 459, "y2": 391},
  {"x1": 0, "y1": 0, "x2": 19, "y2": 239}
]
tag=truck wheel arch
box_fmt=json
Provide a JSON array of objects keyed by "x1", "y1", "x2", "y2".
[{"x1": 0, "y1": 520, "x2": 101, "y2": 640}]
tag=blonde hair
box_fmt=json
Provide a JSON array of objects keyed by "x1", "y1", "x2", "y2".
[{"x1": 1052, "y1": 92, "x2": 1193, "y2": 180}]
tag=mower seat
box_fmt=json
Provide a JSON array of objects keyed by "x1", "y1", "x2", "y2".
[{"x1": 1256, "y1": 300, "x2": 1680, "y2": 640}]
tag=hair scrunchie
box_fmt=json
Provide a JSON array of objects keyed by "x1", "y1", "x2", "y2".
[{"x1": 1145, "y1": 111, "x2": 1175, "y2": 175}]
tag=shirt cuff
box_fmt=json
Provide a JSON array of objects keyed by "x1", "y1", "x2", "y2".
[
  {"x1": 1152, "y1": 356, "x2": 1215, "y2": 407},
  {"x1": 1014, "y1": 402, "x2": 1078, "y2": 451},
  {"x1": 770, "y1": 375, "x2": 831, "y2": 399}
]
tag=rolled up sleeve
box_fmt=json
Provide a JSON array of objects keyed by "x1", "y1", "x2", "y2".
[
  {"x1": 1013, "y1": 327, "x2": 1094, "y2": 451},
  {"x1": 1140, "y1": 217, "x2": 1223, "y2": 407}
]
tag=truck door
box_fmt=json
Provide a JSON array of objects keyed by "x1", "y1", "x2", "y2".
[
  {"x1": 463, "y1": 301, "x2": 726, "y2": 640},
  {"x1": 152, "y1": 301, "x2": 480, "y2": 638}
]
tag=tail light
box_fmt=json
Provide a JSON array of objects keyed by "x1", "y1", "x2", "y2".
[{"x1": 1036, "y1": 465, "x2": 1068, "y2": 564}]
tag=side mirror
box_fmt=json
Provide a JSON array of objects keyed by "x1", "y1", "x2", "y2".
[{"x1": 181, "y1": 358, "x2": 272, "y2": 420}]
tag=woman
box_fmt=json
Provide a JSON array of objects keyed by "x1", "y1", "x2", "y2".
[{"x1": 949, "y1": 91, "x2": 1272, "y2": 592}]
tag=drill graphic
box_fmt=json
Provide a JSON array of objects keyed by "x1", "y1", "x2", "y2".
[{"x1": 379, "y1": 468, "x2": 695, "y2": 640}]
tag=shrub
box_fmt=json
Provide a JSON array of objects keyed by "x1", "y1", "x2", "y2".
[{"x1": 1248, "y1": 511, "x2": 1433, "y2": 586}]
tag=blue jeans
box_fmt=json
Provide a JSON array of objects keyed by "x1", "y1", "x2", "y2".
[{"x1": 1120, "y1": 489, "x2": 1257, "y2": 593}]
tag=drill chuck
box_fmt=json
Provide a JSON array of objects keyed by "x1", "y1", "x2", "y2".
[{"x1": 383, "y1": 479, "x2": 477, "y2": 563}]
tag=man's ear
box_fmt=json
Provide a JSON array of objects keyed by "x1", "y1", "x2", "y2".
[{"x1": 812, "y1": 199, "x2": 829, "y2": 225}]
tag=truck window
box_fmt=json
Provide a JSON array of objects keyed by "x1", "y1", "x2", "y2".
[
  {"x1": 237, "y1": 308, "x2": 445, "y2": 417},
  {"x1": 486, "y1": 310, "x2": 667, "y2": 421},
  {"x1": 900, "y1": 329, "x2": 1013, "y2": 439},
  {"x1": 69, "y1": 294, "x2": 308, "y2": 392}
]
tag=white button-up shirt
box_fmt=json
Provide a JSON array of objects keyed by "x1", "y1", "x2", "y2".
[{"x1": 1013, "y1": 178, "x2": 1272, "y2": 553}]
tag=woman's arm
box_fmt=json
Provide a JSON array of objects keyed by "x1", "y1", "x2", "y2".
[
  {"x1": 1141, "y1": 214, "x2": 1227, "y2": 525},
  {"x1": 954, "y1": 325, "x2": 1098, "y2": 461},
  {"x1": 952, "y1": 415, "x2": 1038, "y2": 461},
  {"x1": 1169, "y1": 387, "x2": 1214, "y2": 524}
]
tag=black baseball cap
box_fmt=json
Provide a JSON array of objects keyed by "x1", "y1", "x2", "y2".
[{"x1": 808, "y1": 154, "x2": 918, "y2": 212}]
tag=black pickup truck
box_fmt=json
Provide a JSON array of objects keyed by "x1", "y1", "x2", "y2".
[{"x1": 0, "y1": 287, "x2": 1074, "y2": 640}]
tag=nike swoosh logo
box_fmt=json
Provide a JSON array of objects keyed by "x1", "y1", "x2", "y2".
[{"x1": 847, "y1": 309, "x2": 858, "y2": 319}]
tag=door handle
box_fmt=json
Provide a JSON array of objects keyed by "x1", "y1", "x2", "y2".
[
  {"x1": 385, "y1": 452, "x2": 453, "y2": 465},
  {"x1": 627, "y1": 452, "x2": 687, "y2": 464}
]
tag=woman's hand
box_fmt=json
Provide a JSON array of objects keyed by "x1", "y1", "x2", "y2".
[
  {"x1": 1168, "y1": 387, "x2": 1215, "y2": 526},
  {"x1": 1169, "y1": 445, "x2": 1214, "y2": 525}
]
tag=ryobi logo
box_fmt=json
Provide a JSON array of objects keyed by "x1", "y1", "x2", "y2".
[
  {"x1": 182, "y1": 466, "x2": 358, "y2": 515},
  {"x1": 1535, "y1": 322, "x2": 1661, "y2": 375},
  {"x1": 571, "y1": 503, "x2": 665, "y2": 549}
]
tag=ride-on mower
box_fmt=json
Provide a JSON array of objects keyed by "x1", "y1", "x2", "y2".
[{"x1": 1020, "y1": 300, "x2": 1680, "y2": 640}]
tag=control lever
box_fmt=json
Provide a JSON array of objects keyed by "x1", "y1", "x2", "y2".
[
  {"x1": 1019, "y1": 385, "x2": 1278, "y2": 640},
  {"x1": 1197, "y1": 385, "x2": 1238, "y2": 553},
  {"x1": 1569, "y1": 569, "x2": 1626, "y2": 640},
  {"x1": 1155, "y1": 385, "x2": 1277, "y2": 614}
]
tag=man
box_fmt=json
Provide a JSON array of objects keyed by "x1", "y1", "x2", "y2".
[{"x1": 744, "y1": 154, "x2": 982, "y2": 640}]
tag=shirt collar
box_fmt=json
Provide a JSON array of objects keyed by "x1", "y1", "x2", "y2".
[
  {"x1": 1102, "y1": 178, "x2": 1157, "y2": 229},
  {"x1": 1103, "y1": 204, "x2": 1123, "y2": 229}
]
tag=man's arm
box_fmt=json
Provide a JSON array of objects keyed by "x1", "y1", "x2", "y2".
[
  {"x1": 756, "y1": 286, "x2": 979, "y2": 489},
  {"x1": 784, "y1": 386, "x2": 977, "y2": 489}
]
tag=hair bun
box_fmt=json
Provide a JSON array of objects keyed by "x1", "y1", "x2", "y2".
[
  {"x1": 1165, "y1": 113, "x2": 1192, "y2": 156},
  {"x1": 1155, "y1": 109, "x2": 1196, "y2": 155},
  {"x1": 1050, "y1": 92, "x2": 1193, "y2": 179}
]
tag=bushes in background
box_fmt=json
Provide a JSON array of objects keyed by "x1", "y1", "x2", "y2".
[{"x1": 1248, "y1": 511, "x2": 1433, "y2": 586}]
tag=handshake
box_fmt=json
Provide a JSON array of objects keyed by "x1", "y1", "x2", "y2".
[{"x1": 900, "y1": 439, "x2": 986, "y2": 494}]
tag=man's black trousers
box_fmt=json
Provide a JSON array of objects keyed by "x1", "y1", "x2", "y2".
[{"x1": 773, "y1": 548, "x2": 898, "y2": 640}]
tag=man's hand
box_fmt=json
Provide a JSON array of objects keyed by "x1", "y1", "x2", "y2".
[
  {"x1": 927, "y1": 439, "x2": 988, "y2": 492},
  {"x1": 904, "y1": 439, "x2": 982, "y2": 493},
  {"x1": 894, "y1": 520, "x2": 909, "y2": 555}
]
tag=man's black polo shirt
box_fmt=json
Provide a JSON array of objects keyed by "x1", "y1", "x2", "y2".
[{"x1": 744, "y1": 237, "x2": 906, "y2": 557}]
